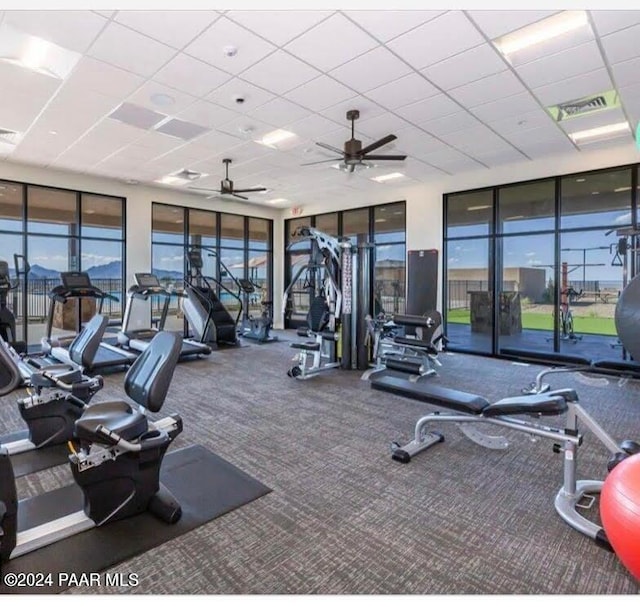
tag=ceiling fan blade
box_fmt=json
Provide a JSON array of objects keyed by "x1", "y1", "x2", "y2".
[
  {"x1": 188, "y1": 186, "x2": 222, "y2": 193},
  {"x1": 362, "y1": 154, "x2": 407, "y2": 161},
  {"x1": 232, "y1": 193, "x2": 249, "y2": 200},
  {"x1": 232, "y1": 187, "x2": 268, "y2": 193},
  {"x1": 359, "y1": 134, "x2": 397, "y2": 156},
  {"x1": 316, "y1": 141, "x2": 344, "y2": 155},
  {"x1": 301, "y1": 158, "x2": 342, "y2": 166}
]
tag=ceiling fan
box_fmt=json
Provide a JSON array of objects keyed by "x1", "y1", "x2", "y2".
[
  {"x1": 302, "y1": 109, "x2": 407, "y2": 173},
  {"x1": 188, "y1": 158, "x2": 267, "y2": 200}
]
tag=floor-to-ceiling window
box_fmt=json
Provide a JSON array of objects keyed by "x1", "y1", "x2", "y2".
[
  {"x1": 443, "y1": 163, "x2": 638, "y2": 363},
  {"x1": 284, "y1": 201, "x2": 406, "y2": 328},
  {"x1": 0, "y1": 179, "x2": 125, "y2": 346},
  {"x1": 151, "y1": 203, "x2": 274, "y2": 331}
]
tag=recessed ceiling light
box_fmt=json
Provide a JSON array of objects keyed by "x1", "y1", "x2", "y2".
[
  {"x1": 592, "y1": 191, "x2": 600, "y2": 195},
  {"x1": 371, "y1": 172, "x2": 405, "y2": 183},
  {"x1": 85, "y1": 209, "x2": 95, "y2": 214},
  {"x1": 614, "y1": 186, "x2": 632, "y2": 193},
  {"x1": 48, "y1": 130, "x2": 58, "y2": 136},
  {"x1": 576, "y1": 178, "x2": 586, "y2": 182},
  {"x1": 150, "y1": 93, "x2": 175, "y2": 107},
  {"x1": 125, "y1": 179, "x2": 140, "y2": 185},
  {"x1": 569, "y1": 122, "x2": 630, "y2": 143},
  {"x1": 468, "y1": 205, "x2": 491, "y2": 211},
  {"x1": 374, "y1": 218, "x2": 387, "y2": 223},
  {"x1": 155, "y1": 174, "x2": 189, "y2": 186},
  {"x1": 267, "y1": 198, "x2": 288, "y2": 204},
  {"x1": 175, "y1": 219, "x2": 184, "y2": 224},
  {"x1": 255, "y1": 129, "x2": 296, "y2": 148},
  {"x1": 0, "y1": 24, "x2": 81, "y2": 79},
  {"x1": 494, "y1": 11, "x2": 588, "y2": 56},
  {"x1": 237, "y1": 125, "x2": 254, "y2": 135}
]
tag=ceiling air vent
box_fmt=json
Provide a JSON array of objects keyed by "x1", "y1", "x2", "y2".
[
  {"x1": 548, "y1": 89, "x2": 620, "y2": 123},
  {"x1": 0, "y1": 128, "x2": 21, "y2": 145},
  {"x1": 174, "y1": 169, "x2": 202, "y2": 181}
]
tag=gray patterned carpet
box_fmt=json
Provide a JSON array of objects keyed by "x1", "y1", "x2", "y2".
[{"x1": 1, "y1": 332, "x2": 639, "y2": 594}]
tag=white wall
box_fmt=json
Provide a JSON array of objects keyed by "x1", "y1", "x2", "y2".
[
  {"x1": 0, "y1": 160, "x2": 284, "y2": 329},
  {"x1": 285, "y1": 141, "x2": 640, "y2": 314}
]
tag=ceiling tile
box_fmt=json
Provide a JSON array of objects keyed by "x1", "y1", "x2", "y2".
[
  {"x1": 216, "y1": 116, "x2": 275, "y2": 141},
  {"x1": 421, "y1": 44, "x2": 507, "y2": 91},
  {"x1": 3, "y1": 10, "x2": 108, "y2": 53},
  {"x1": 329, "y1": 46, "x2": 412, "y2": 94},
  {"x1": 226, "y1": 10, "x2": 334, "y2": 46},
  {"x1": 449, "y1": 71, "x2": 524, "y2": 108},
  {"x1": 108, "y1": 102, "x2": 166, "y2": 130},
  {"x1": 114, "y1": 10, "x2": 218, "y2": 49},
  {"x1": 365, "y1": 73, "x2": 439, "y2": 110},
  {"x1": 284, "y1": 13, "x2": 378, "y2": 72},
  {"x1": 590, "y1": 10, "x2": 640, "y2": 36},
  {"x1": 395, "y1": 94, "x2": 461, "y2": 124},
  {"x1": 420, "y1": 111, "x2": 484, "y2": 137},
  {"x1": 419, "y1": 146, "x2": 485, "y2": 173},
  {"x1": 357, "y1": 113, "x2": 413, "y2": 138},
  {"x1": 175, "y1": 100, "x2": 241, "y2": 129},
  {"x1": 248, "y1": 98, "x2": 310, "y2": 127},
  {"x1": 185, "y1": 17, "x2": 277, "y2": 75},
  {"x1": 441, "y1": 125, "x2": 512, "y2": 153},
  {"x1": 620, "y1": 83, "x2": 640, "y2": 103},
  {"x1": 175, "y1": 129, "x2": 244, "y2": 153},
  {"x1": 343, "y1": 10, "x2": 445, "y2": 42},
  {"x1": 155, "y1": 118, "x2": 209, "y2": 141},
  {"x1": 153, "y1": 53, "x2": 231, "y2": 98},
  {"x1": 501, "y1": 123, "x2": 566, "y2": 146},
  {"x1": 387, "y1": 11, "x2": 484, "y2": 70},
  {"x1": 286, "y1": 75, "x2": 355, "y2": 112},
  {"x1": 600, "y1": 24, "x2": 640, "y2": 65},
  {"x1": 466, "y1": 10, "x2": 559, "y2": 39},
  {"x1": 487, "y1": 109, "x2": 556, "y2": 136},
  {"x1": 319, "y1": 96, "x2": 385, "y2": 125},
  {"x1": 285, "y1": 115, "x2": 343, "y2": 140},
  {"x1": 470, "y1": 92, "x2": 542, "y2": 122},
  {"x1": 533, "y1": 68, "x2": 613, "y2": 106},
  {"x1": 474, "y1": 148, "x2": 528, "y2": 166},
  {"x1": 558, "y1": 107, "x2": 627, "y2": 134},
  {"x1": 612, "y1": 56, "x2": 640, "y2": 89},
  {"x1": 516, "y1": 136, "x2": 575, "y2": 158},
  {"x1": 62, "y1": 56, "x2": 144, "y2": 100},
  {"x1": 88, "y1": 22, "x2": 177, "y2": 77},
  {"x1": 127, "y1": 81, "x2": 198, "y2": 115},
  {"x1": 239, "y1": 50, "x2": 321, "y2": 95},
  {"x1": 207, "y1": 78, "x2": 275, "y2": 112},
  {"x1": 515, "y1": 41, "x2": 605, "y2": 90}
]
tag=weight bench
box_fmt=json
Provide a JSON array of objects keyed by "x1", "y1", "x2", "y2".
[
  {"x1": 374, "y1": 375, "x2": 637, "y2": 549},
  {"x1": 362, "y1": 312, "x2": 446, "y2": 382}
]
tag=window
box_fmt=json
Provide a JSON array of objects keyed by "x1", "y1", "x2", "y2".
[
  {"x1": 561, "y1": 169, "x2": 633, "y2": 230},
  {"x1": 153, "y1": 204, "x2": 185, "y2": 244},
  {"x1": 498, "y1": 180, "x2": 555, "y2": 234},
  {"x1": 27, "y1": 187, "x2": 77, "y2": 235},
  {"x1": 342, "y1": 208, "x2": 369, "y2": 244},
  {"x1": 81, "y1": 194, "x2": 124, "y2": 239},
  {"x1": 314, "y1": 212, "x2": 338, "y2": 236},
  {"x1": 0, "y1": 180, "x2": 23, "y2": 232},
  {"x1": 446, "y1": 190, "x2": 493, "y2": 238}
]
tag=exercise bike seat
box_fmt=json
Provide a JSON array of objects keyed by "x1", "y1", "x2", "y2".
[
  {"x1": 483, "y1": 393, "x2": 568, "y2": 417},
  {"x1": 75, "y1": 401, "x2": 148, "y2": 443}
]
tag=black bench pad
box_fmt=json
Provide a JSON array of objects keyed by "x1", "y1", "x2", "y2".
[
  {"x1": 370, "y1": 376, "x2": 490, "y2": 414},
  {"x1": 483, "y1": 394, "x2": 567, "y2": 417},
  {"x1": 290, "y1": 342, "x2": 320, "y2": 351}
]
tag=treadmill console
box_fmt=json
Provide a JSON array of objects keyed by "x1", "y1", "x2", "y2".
[
  {"x1": 135, "y1": 273, "x2": 161, "y2": 289},
  {"x1": 61, "y1": 272, "x2": 93, "y2": 290}
]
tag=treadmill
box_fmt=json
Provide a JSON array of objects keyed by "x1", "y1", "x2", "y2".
[
  {"x1": 118, "y1": 272, "x2": 211, "y2": 360},
  {"x1": 41, "y1": 271, "x2": 137, "y2": 372}
]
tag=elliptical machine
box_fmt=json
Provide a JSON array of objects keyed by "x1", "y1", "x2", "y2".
[{"x1": 238, "y1": 278, "x2": 277, "y2": 343}]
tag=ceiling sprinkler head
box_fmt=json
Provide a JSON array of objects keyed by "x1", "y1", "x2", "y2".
[{"x1": 223, "y1": 45, "x2": 238, "y2": 57}]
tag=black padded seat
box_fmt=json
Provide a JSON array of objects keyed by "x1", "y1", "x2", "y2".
[
  {"x1": 290, "y1": 342, "x2": 321, "y2": 351},
  {"x1": 370, "y1": 376, "x2": 490, "y2": 414},
  {"x1": 75, "y1": 401, "x2": 148, "y2": 443},
  {"x1": 483, "y1": 394, "x2": 567, "y2": 417},
  {"x1": 30, "y1": 366, "x2": 83, "y2": 388}
]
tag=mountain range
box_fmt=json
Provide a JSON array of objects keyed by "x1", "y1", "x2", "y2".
[{"x1": 7, "y1": 260, "x2": 183, "y2": 280}]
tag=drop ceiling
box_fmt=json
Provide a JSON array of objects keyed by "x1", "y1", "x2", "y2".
[{"x1": 0, "y1": 9, "x2": 639, "y2": 208}]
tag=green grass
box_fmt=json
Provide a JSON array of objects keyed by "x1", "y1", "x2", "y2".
[{"x1": 446, "y1": 309, "x2": 617, "y2": 336}]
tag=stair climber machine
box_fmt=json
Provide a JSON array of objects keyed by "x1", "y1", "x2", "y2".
[
  {"x1": 41, "y1": 271, "x2": 137, "y2": 373},
  {"x1": 183, "y1": 246, "x2": 242, "y2": 348},
  {"x1": 0, "y1": 331, "x2": 184, "y2": 565},
  {"x1": 117, "y1": 272, "x2": 211, "y2": 360},
  {"x1": 238, "y1": 277, "x2": 277, "y2": 343},
  {"x1": 282, "y1": 226, "x2": 372, "y2": 380},
  {"x1": 0, "y1": 255, "x2": 29, "y2": 354}
]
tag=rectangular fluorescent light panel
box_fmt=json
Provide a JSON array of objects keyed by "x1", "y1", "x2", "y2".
[
  {"x1": 267, "y1": 198, "x2": 288, "y2": 204},
  {"x1": 494, "y1": 11, "x2": 588, "y2": 56},
  {"x1": 371, "y1": 172, "x2": 405, "y2": 183},
  {"x1": 467, "y1": 205, "x2": 491, "y2": 211},
  {"x1": 569, "y1": 122, "x2": 630, "y2": 143},
  {"x1": 0, "y1": 24, "x2": 81, "y2": 79},
  {"x1": 256, "y1": 129, "x2": 296, "y2": 148}
]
